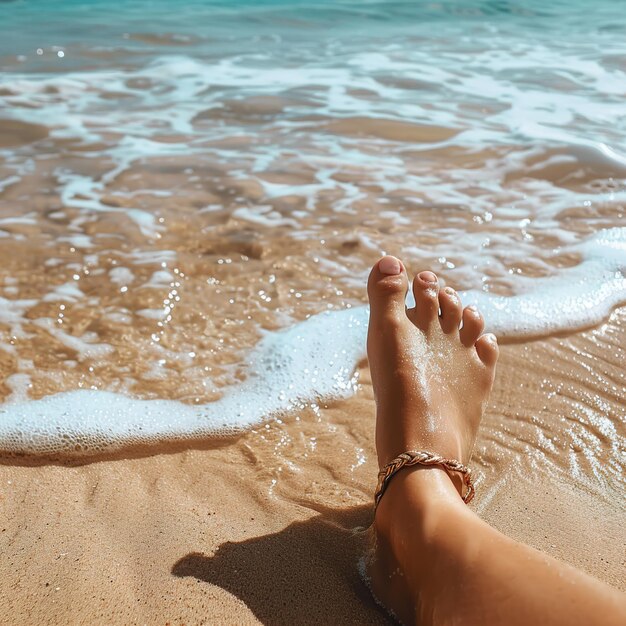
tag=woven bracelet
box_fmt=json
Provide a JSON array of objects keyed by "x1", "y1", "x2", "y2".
[{"x1": 374, "y1": 450, "x2": 475, "y2": 509}]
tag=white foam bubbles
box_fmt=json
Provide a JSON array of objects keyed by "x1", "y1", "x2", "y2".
[
  {"x1": 459, "y1": 228, "x2": 626, "y2": 340},
  {"x1": 0, "y1": 307, "x2": 366, "y2": 456},
  {"x1": 0, "y1": 228, "x2": 625, "y2": 457}
]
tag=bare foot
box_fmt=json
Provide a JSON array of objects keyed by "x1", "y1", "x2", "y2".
[{"x1": 365, "y1": 255, "x2": 498, "y2": 622}]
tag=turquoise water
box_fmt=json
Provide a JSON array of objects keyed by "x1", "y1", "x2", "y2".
[{"x1": 2, "y1": 1, "x2": 625, "y2": 69}]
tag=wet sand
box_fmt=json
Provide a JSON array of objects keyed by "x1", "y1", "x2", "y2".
[{"x1": 1, "y1": 312, "x2": 624, "y2": 624}]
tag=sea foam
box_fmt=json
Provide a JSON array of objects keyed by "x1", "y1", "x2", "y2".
[{"x1": 0, "y1": 228, "x2": 624, "y2": 457}]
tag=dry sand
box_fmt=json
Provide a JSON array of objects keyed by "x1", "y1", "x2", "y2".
[{"x1": 1, "y1": 309, "x2": 625, "y2": 625}]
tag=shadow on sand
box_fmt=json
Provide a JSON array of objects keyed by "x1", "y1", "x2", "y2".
[{"x1": 172, "y1": 504, "x2": 391, "y2": 625}]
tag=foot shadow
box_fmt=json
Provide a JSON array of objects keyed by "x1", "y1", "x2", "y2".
[{"x1": 172, "y1": 504, "x2": 391, "y2": 625}]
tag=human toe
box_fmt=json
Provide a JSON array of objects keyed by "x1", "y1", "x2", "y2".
[
  {"x1": 410, "y1": 270, "x2": 440, "y2": 331},
  {"x1": 438, "y1": 286, "x2": 463, "y2": 334},
  {"x1": 475, "y1": 333, "x2": 499, "y2": 367},
  {"x1": 459, "y1": 305, "x2": 485, "y2": 347},
  {"x1": 367, "y1": 256, "x2": 409, "y2": 324}
]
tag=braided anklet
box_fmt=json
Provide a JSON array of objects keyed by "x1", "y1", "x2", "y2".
[{"x1": 374, "y1": 450, "x2": 475, "y2": 509}]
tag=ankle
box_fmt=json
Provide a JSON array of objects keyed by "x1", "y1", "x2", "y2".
[
  {"x1": 374, "y1": 466, "x2": 465, "y2": 558},
  {"x1": 370, "y1": 468, "x2": 468, "y2": 622}
]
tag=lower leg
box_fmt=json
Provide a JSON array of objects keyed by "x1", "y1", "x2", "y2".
[{"x1": 372, "y1": 468, "x2": 626, "y2": 626}]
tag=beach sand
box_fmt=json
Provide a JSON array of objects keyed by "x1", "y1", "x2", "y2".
[{"x1": 1, "y1": 310, "x2": 624, "y2": 625}]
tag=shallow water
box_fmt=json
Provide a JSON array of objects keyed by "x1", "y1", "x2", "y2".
[{"x1": 0, "y1": 1, "x2": 625, "y2": 464}]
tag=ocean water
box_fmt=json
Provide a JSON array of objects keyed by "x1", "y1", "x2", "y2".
[{"x1": 0, "y1": 0, "x2": 625, "y2": 456}]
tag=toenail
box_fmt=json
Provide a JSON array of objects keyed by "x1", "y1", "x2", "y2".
[
  {"x1": 419, "y1": 271, "x2": 437, "y2": 283},
  {"x1": 379, "y1": 256, "x2": 402, "y2": 276},
  {"x1": 467, "y1": 305, "x2": 479, "y2": 313},
  {"x1": 444, "y1": 287, "x2": 457, "y2": 296},
  {"x1": 485, "y1": 333, "x2": 497, "y2": 343}
]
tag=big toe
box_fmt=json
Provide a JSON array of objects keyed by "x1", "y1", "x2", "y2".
[
  {"x1": 367, "y1": 256, "x2": 409, "y2": 324},
  {"x1": 410, "y1": 270, "x2": 440, "y2": 331}
]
